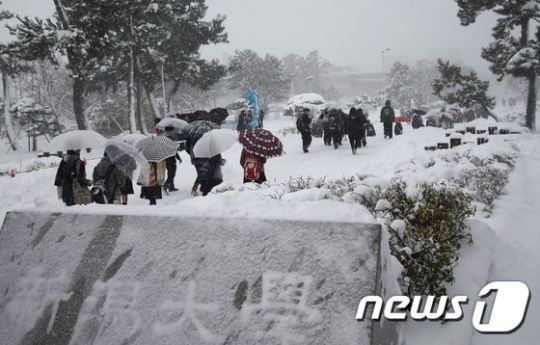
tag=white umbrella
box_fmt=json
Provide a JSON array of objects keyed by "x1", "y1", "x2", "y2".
[
  {"x1": 105, "y1": 140, "x2": 151, "y2": 185},
  {"x1": 155, "y1": 118, "x2": 189, "y2": 132},
  {"x1": 193, "y1": 129, "x2": 237, "y2": 158},
  {"x1": 46, "y1": 130, "x2": 106, "y2": 153}
]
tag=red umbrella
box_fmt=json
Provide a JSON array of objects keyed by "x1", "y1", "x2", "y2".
[{"x1": 239, "y1": 129, "x2": 283, "y2": 158}]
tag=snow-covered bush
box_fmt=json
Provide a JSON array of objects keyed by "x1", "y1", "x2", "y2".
[
  {"x1": 367, "y1": 180, "x2": 475, "y2": 297},
  {"x1": 453, "y1": 153, "x2": 516, "y2": 214}
]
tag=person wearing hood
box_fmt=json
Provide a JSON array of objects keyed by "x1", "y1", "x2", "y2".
[
  {"x1": 54, "y1": 150, "x2": 91, "y2": 206},
  {"x1": 380, "y1": 100, "x2": 396, "y2": 139},
  {"x1": 92, "y1": 152, "x2": 133, "y2": 204}
]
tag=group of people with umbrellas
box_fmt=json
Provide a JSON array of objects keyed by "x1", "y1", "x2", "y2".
[{"x1": 50, "y1": 102, "x2": 283, "y2": 207}]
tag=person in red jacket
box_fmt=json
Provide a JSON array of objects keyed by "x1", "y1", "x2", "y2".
[{"x1": 240, "y1": 149, "x2": 267, "y2": 184}]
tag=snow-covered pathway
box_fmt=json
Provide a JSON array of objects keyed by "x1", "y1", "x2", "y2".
[{"x1": 470, "y1": 135, "x2": 540, "y2": 345}]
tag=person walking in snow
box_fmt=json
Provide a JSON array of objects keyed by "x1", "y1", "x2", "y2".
[
  {"x1": 346, "y1": 107, "x2": 367, "y2": 154},
  {"x1": 140, "y1": 161, "x2": 166, "y2": 205},
  {"x1": 296, "y1": 108, "x2": 312, "y2": 153},
  {"x1": 320, "y1": 110, "x2": 332, "y2": 146},
  {"x1": 394, "y1": 121, "x2": 403, "y2": 136},
  {"x1": 380, "y1": 100, "x2": 395, "y2": 139},
  {"x1": 412, "y1": 114, "x2": 424, "y2": 129},
  {"x1": 240, "y1": 148, "x2": 267, "y2": 184},
  {"x1": 161, "y1": 126, "x2": 181, "y2": 192},
  {"x1": 326, "y1": 110, "x2": 343, "y2": 149},
  {"x1": 236, "y1": 110, "x2": 252, "y2": 132},
  {"x1": 91, "y1": 152, "x2": 132, "y2": 204},
  {"x1": 54, "y1": 150, "x2": 91, "y2": 206}
]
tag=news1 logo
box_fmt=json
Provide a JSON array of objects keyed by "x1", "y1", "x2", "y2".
[{"x1": 356, "y1": 281, "x2": 530, "y2": 333}]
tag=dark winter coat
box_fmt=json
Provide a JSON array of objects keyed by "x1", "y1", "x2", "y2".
[
  {"x1": 346, "y1": 109, "x2": 367, "y2": 135},
  {"x1": 296, "y1": 113, "x2": 312, "y2": 133},
  {"x1": 236, "y1": 111, "x2": 251, "y2": 132},
  {"x1": 54, "y1": 153, "x2": 89, "y2": 206},
  {"x1": 93, "y1": 156, "x2": 128, "y2": 204},
  {"x1": 394, "y1": 122, "x2": 403, "y2": 136},
  {"x1": 380, "y1": 106, "x2": 396, "y2": 124},
  {"x1": 412, "y1": 115, "x2": 424, "y2": 129}
]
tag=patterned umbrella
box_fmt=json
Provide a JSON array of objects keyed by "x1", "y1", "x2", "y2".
[
  {"x1": 135, "y1": 135, "x2": 178, "y2": 162},
  {"x1": 239, "y1": 129, "x2": 283, "y2": 158},
  {"x1": 182, "y1": 120, "x2": 220, "y2": 142}
]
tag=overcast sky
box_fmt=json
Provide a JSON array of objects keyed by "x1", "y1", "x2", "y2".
[{"x1": 0, "y1": 0, "x2": 497, "y2": 74}]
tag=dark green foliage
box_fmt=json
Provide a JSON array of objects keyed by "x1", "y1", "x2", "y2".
[
  {"x1": 454, "y1": 0, "x2": 540, "y2": 129},
  {"x1": 376, "y1": 180, "x2": 475, "y2": 296},
  {"x1": 6, "y1": 0, "x2": 228, "y2": 128},
  {"x1": 433, "y1": 59, "x2": 496, "y2": 118}
]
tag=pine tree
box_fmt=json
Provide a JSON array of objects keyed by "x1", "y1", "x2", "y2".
[
  {"x1": 11, "y1": 98, "x2": 63, "y2": 151},
  {"x1": 7, "y1": 0, "x2": 227, "y2": 131},
  {"x1": 385, "y1": 62, "x2": 416, "y2": 109},
  {"x1": 7, "y1": 0, "x2": 122, "y2": 130},
  {"x1": 432, "y1": 59, "x2": 497, "y2": 120},
  {"x1": 228, "y1": 49, "x2": 289, "y2": 112},
  {"x1": 455, "y1": 0, "x2": 540, "y2": 129}
]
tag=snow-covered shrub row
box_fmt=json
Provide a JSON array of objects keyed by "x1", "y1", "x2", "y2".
[
  {"x1": 437, "y1": 151, "x2": 517, "y2": 215},
  {"x1": 369, "y1": 180, "x2": 475, "y2": 296}
]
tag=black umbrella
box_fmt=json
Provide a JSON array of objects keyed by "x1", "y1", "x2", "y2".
[
  {"x1": 135, "y1": 135, "x2": 178, "y2": 162},
  {"x1": 182, "y1": 120, "x2": 220, "y2": 142},
  {"x1": 412, "y1": 109, "x2": 427, "y2": 116}
]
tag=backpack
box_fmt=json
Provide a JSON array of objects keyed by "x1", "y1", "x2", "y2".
[
  {"x1": 366, "y1": 123, "x2": 376, "y2": 137},
  {"x1": 90, "y1": 164, "x2": 115, "y2": 204},
  {"x1": 73, "y1": 161, "x2": 92, "y2": 205},
  {"x1": 382, "y1": 107, "x2": 393, "y2": 123},
  {"x1": 243, "y1": 154, "x2": 263, "y2": 181},
  {"x1": 395, "y1": 122, "x2": 403, "y2": 135}
]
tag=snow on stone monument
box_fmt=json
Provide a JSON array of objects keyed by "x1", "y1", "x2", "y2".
[{"x1": 0, "y1": 211, "x2": 397, "y2": 345}]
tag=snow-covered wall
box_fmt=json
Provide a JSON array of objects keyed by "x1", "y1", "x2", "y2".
[{"x1": 0, "y1": 211, "x2": 397, "y2": 345}]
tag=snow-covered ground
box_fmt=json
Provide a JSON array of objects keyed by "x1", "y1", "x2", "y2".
[{"x1": 0, "y1": 115, "x2": 538, "y2": 343}]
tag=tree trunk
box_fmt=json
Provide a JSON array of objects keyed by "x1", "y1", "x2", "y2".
[
  {"x1": 127, "y1": 47, "x2": 137, "y2": 134},
  {"x1": 526, "y1": 71, "x2": 537, "y2": 130},
  {"x1": 135, "y1": 77, "x2": 148, "y2": 134},
  {"x1": 480, "y1": 103, "x2": 499, "y2": 122},
  {"x1": 2, "y1": 71, "x2": 17, "y2": 151},
  {"x1": 72, "y1": 77, "x2": 88, "y2": 130},
  {"x1": 166, "y1": 81, "x2": 180, "y2": 113},
  {"x1": 146, "y1": 87, "x2": 161, "y2": 120}
]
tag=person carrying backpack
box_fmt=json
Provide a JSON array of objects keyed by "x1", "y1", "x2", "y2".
[
  {"x1": 380, "y1": 100, "x2": 395, "y2": 139},
  {"x1": 240, "y1": 149, "x2": 267, "y2": 184},
  {"x1": 91, "y1": 153, "x2": 130, "y2": 204},
  {"x1": 296, "y1": 108, "x2": 312, "y2": 153}
]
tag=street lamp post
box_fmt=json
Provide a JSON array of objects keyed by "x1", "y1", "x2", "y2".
[
  {"x1": 289, "y1": 74, "x2": 295, "y2": 97},
  {"x1": 381, "y1": 48, "x2": 391, "y2": 75},
  {"x1": 381, "y1": 48, "x2": 391, "y2": 98}
]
